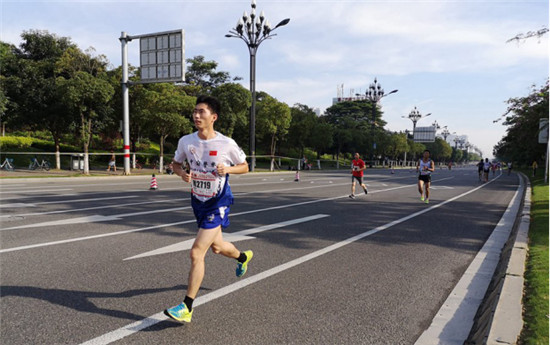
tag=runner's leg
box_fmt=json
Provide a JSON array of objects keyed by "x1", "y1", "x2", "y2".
[
  {"x1": 418, "y1": 179, "x2": 424, "y2": 197},
  {"x1": 425, "y1": 181, "x2": 431, "y2": 200},
  {"x1": 210, "y1": 229, "x2": 240, "y2": 259},
  {"x1": 187, "y1": 226, "x2": 222, "y2": 299}
]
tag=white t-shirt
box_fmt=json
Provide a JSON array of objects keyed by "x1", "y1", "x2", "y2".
[
  {"x1": 173, "y1": 131, "x2": 247, "y2": 202},
  {"x1": 418, "y1": 159, "x2": 432, "y2": 175}
]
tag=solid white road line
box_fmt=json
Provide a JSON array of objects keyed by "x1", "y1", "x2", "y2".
[
  {"x1": 0, "y1": 196, "x2": 140, "y2": 209},
  {"x1": 0, "y1": 205, "x2": 192, "y2": 231},
  {"x1": 0, "y1": 177, "x2": 454, "y2": 252},
  {"x1": 0, "y1": 199, "x2": 175, "y2": 219},
  {"x1": 0, "y1": 188, "x2": 73, "y2": 194},
  {"x1": 79, "y1": 175, "x2": 505, "y2": 345},
  {"x1": 123, "y1": 214, "x2": 330, "y2": 260},
  {"x1": 415, "y1": 173, "x2": 517, "y2": 345}
]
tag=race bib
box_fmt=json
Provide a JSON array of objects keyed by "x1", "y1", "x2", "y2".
[
  {"x1": 191, "y1": 171, "x2": 219, "y2": 198},
  {"x1": 420, "y1": 170, "x2": 430, "y2": 176}
]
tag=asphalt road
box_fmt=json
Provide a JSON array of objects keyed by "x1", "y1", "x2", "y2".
[{"x1": 0, "y1": 168, "x2": 520, "y2": 345}]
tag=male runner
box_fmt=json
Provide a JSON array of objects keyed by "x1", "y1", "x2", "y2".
[
  {"x1": 476, "y1": 159, "x2": 484, "y2": 181},
  {"x1": 164, "y1": 95, "x2": 252, "y2": 323},
  {"x1": 482, "y1": 158, "x2": 491, "y2": 182},
  {"x1": 416, "y1": 150, "x2": 434, "y2": 204},
  {"x1": 349, "y1": 152, "x2": 368, "y2": 199}
]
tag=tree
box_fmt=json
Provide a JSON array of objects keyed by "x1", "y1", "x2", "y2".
[
  {"x1": 494, "y1": 82, "x2": 549, "y2": 165},
  {"x1": 425, "y1": 137, "x2": 452, "y2": 162},
  {"x1": 141, "y1": 83, "x2": 194, "y2": 172},
  {"x1": 57, "y1": 71, "x2": 114, "y2": 174},
  {"x1": 324, "y1": 100, "x2": 387, "y2": 160},
  {"x1": 211, "y1": 83, "x2": 251, "y2": 138},
  {"x1": 309, "y1": 121, "x2": 333, "y2": 159},
  {"x1": 183, "y1": 56, "x2": 240, "y2": 96},
  {"x1": 256, "y1": 93, "x2": 291, "y2": 170},
  {"x1": 385, "y1": 132, "x2": 409, "y2": 160},
  {"x1": 287, "y1": 104, "x2": 317, "y2": 157},
  {"x1": 1, "y1": 31, "x2": 78, "y2": 169}
]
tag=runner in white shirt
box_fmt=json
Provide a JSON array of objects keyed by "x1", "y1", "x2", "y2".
[
  {"x1": 164, "y1": 95, "x2": 252, "y2": 323},
  {"x1": 416, "y1": 150, "x2": 435, "y2": 204}
]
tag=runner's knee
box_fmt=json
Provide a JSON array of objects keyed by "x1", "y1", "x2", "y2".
[{"x1": 190, "y1": 247, "x2": 206, "y2": 262}]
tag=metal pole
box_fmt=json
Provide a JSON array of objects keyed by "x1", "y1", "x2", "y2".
[
  {"x1": 249, "y1": 48, "x2": 256, "y2": 172},
  {"x1": 372, "y1": 102, "x2": 376, "y2": 166},
  {"x1": 545, "y1": 140, "x2": 549, "y2": 183},
  {"x1": 120, "y1": 32, "x2": 131, "y2": 175}
]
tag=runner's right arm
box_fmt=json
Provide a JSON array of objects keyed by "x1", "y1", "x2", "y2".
[{"x1": 171, "y1": 161, "x2": 191, "y2": 183}]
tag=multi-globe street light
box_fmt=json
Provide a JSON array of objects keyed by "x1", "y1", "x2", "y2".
[
  {"x1": 364, "y1": 78, "x2": 398, "y2": 164},
  {"x1": 402, "y1": 106, "x2": 432, "y2": 133},
  {"x1": 441, "y1": 126, "x2": 451, "y2": 141},
  {"x1": 226, "y1": 0, "x2": 290, "y2": 172}
]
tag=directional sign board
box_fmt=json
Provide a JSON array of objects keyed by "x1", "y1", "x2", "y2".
[
  {"x1": 139, "y1": 29, "x2": 184, "y2": 83},
  {"x1": 414, "y1": 126, "x2": 436, "y2": 143}
]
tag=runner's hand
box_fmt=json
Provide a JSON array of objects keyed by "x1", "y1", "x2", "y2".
[
  {"x1": 217, "y1": 163, "x2": 228, "y2": 176},
  {"x1": 171, "y1": 162, "x2": 192, "y2": 183}
]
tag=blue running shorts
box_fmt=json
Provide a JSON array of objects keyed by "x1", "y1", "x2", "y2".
[{"x1": 193, "y1": 205, "x2": 230, "y2": 230}]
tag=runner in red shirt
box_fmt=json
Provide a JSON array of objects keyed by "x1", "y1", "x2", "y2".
[{"x1": 349, "y1": 152, "x2": 368, "y2": 199}]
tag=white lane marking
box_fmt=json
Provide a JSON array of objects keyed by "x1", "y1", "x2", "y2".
[
  {"x1": 0, "y1": 181, "x2": 174, "y2": 191},
  {"x1": 415, "y1": 173, "x2": 517, "y2": 344},
  {"x1": 79, "y1": 175, "x2": 503, "y2": 345},
  {"x1": 124, "y1": 214, "x2": 330, "y2": 261},
  {"x1": 430, "y1": 186, "x2": 455, "y2": 190},
  {"x1": 37, "y1": 196, "x2": 139, "y2": 205},
  {"x1": 0, "y1": 193, "x2": 79, "y2": 202},
  {"x1": 0, "y1": 188, "x2": 73, "y2": 194},
  {"x1": 0, "y1": 203, "x2": 36, "y2": 208},
  {"x1": 0, "y1": 177, "x2": 454, "y2": 252},
  {"x1": 234, "y1": 182, "x2": 349, "y2": 196},
  {"x1": 0, "y1": 205, "x2": 192, "y2": 231},
  {"x1": 0, "y1": 199, "x2": 175, "y2": 219}
]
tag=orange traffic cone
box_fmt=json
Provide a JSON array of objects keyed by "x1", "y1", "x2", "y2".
[
  {"x1": 150, "y1": 174, "x2": 158, "y2": 190},
  {"x1": 294, "y1": 171, "x2": 300, "y2": 182}
]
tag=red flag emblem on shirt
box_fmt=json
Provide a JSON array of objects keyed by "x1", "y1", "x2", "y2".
[{"x1": 209, "y1": 151, "x2": 217, "y2": 156}]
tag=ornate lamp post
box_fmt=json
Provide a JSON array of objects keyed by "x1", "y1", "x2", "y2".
[
  {"x1": 364, "y1": 78, "x2": 397, "y2": 165},
  {"x1": 441, "y1": 126, "x2": 450, "y2": 141},
  {"x1": 402, "y1": 106, "x2": 431, "y2": 133},
  {"x1": 226, "y1": 0, "x2": 290, "y2": 172}
]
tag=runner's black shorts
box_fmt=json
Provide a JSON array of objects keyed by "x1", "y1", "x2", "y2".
[
  {"x1": 352, "y1": 175, "x2": 363, "y2": 184},
  {"x1": 418, "y1": 174, "x2": 431, "y2": 183}
]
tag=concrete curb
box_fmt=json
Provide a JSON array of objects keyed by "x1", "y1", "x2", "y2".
[
  {"x1": 415, "y1": 173, "x2": 526, "y2": 345},
  {"x1": 486, "y1": 173, "x2": 531, "y2": 344}
]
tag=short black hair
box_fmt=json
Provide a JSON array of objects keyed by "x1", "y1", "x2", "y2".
[
  {"x1": 423, "y1": 149, "x2": 430, "y2": 154},
  {"x1": 196, "y1": 95, "x2": 221, "y2": 116}
]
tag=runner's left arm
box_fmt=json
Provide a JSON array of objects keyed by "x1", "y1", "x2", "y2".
[{"x1": 217, "y1": 162, "x2": 248, "y2": 175}]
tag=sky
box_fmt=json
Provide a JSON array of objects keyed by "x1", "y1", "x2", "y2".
[{"x1": 2, "y1": 0, "x2": 549, "y2": 158}]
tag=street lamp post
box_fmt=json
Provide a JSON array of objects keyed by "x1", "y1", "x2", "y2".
[
  {"x1": 402, "y1": 106, "x2": 431, "y2": 133},
  {"x1": 441, "y1": 126, "x2": 450, "y2": 141},
  {"x1": 364, "y1": 78, "x2": 398, "y2": 166},
  {"x1": 226, "y1": 0, "x2": 289, "y2": 172}
]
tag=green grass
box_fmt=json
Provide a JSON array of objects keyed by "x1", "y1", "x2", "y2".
[{"x1": 520, "y1": 170, "x2": 549, "y2": 345}]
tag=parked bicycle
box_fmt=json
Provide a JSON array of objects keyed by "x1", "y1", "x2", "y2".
[
  {"x1": 1, "y1": 158, "x2": 15, "y2": 171},
  {"x1": 28, "y1": 157, "x2": 50, "y2": 171}
]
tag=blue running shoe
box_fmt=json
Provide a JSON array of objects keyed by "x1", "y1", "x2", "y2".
[
  {"x1": 236, "y1": 250, "x2": 253, "y2": 278},
  {"x1": 164, "y1": 302, "x2": 193, "y2": 323}
]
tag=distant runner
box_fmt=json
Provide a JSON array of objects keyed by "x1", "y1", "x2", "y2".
[
  {"x1": 164, "y1": 95, "x2": 252, "y2": 323},
  {"x1": 416, "y1": 150, "x2": 435, "y2": 204},
  {"x1": 477, "y1": 159, "x2": 484, "y2": 181},
  {"x1": 349, "y1": 152, "x2": 368, "y2": 199},
  {"x1": 482, "y1": 158, "x2": 491, "y2": 182}
]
